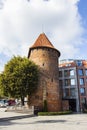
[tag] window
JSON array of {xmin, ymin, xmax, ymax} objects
[
  {"xmin": 81, "ymin": 98, "xmax": 86, "ymax": 104},
  {"xmin": 70, "ymin": 69, "xmax": 74, "ymax": 76},
  {"xmin": 86, "ymin": 78, "xmax": 87, "ymax": 82},
  {"xmin": 79, "ymin": 78, "xmax": 84, "ymax": 85},
  {"xmin": 76, "ymin": 60, "xmax": 82, "ymax": 66},
  {"xmin": 51, "ymin": 78, "xmax": 53, "ymax": 82},
  {"xmin": 64, "ymin": 88, "xmax": 69, "ymax": 97},
  {"xmin": 42, "ymin": 63, "xmax": 44, "ymax": 66},
  {"xmin": 64, "ymin": 70, "xmax": 68, "ymax": 77},
  {"xmin": 80, "ymin": 88, "xmax": 85, "ymax": 95},
  {"xmin": 85, "ymin": 69, "xmax": 87, "ymax": 76},
  {"xmin": 70, "ymin": 79, "xmax": 75, "ymax": 85},
  {"xmin": 78, "ymin": 69, "xmax": 83, "ymax": 76},
  {"xmin": 59, "ymin": 80, "xmax": 63, "ymax": 86},
  {"xmin": 59, "ymin": 71, "xmax": 62, "ymax": 77},
  {"xmin": 70, "ymin": 88, "xmax": 75, "ymax": 97},
  {"xmin": 64, "ymin": 79, "xmax": 70, "ymax": 86}
]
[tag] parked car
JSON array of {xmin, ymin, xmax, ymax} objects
[
  {"xmin": 8, "ymin": 99, "xmax": 16, "ymax": 106},
  {"xmin": 0, "ymin": 99, "xmax": 8, "ymax": 107}
]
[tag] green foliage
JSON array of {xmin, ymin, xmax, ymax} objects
[
  {"xmin": 43, "ymin": 100, "xmax": 48, "ymax": 112},
  {"xmin": 0, "ymin": 56, "xmax": 39, "ymax": 102},
  {"xmin": 38, "ymin": 111, "xmax": 72, "ymax": 116}
]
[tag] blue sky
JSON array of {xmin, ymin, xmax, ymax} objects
[
  {"xmin": 78, "ymin": 0, "xmax": 87, "ymax": 59},
  {"xmin": 78, "ymin": 0, "xmax": 87, "ymax": 28},
  {"xmin": 0, "ymin": 0, "xmax": 87, "ymax": 72}
]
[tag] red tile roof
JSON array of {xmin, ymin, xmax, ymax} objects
[
  {"xmin": 28, "ymin": 33, "xmax": 60, "ymax": 57},
  {"xmin": 30, "ymin": 33, "xmax": 55, "ymax": 49}
]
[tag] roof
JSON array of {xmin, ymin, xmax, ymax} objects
[
  {"xmin": 59, "ymin": 59, "xmax": 87, "ymax": 68},
  {"xmin": 30, "ymin": 33, "xmax": 55, "ymax": 49},
  {"xmin": 28, "ymin": 33, "xmax": 60, "ymax": 57}
]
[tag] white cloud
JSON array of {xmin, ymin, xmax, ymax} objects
[{"xmin": 0, "ymin": 0, "xmax": 85, "ymax": 71}]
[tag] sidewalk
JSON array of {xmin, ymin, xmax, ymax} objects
[
  {"xmin": 0, "ymin": 107, "xmax": 32, "ymax": 118},
  {"xmin": 0, "ymin": 108, "xmax": 87, "ymax": 130}
]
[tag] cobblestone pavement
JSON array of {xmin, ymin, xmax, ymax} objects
[{"xmin": 0, "ymin": 108, "xmax": 87, "ymax": 130}]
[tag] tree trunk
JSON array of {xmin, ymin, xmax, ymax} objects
[
  {"xmin": 27, "ymin": 95, "xmax": 30, "ymax": 107},
  {"xmin": 21, "ymin": 96, "xmax": 24, "ymax": 106}
]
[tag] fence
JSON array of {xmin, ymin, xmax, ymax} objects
[{"xmin": 6, "ymin": 105, "xmax": 34, "ymax": 114}]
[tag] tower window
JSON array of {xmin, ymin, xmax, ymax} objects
[
  {"xmin": 46, "ymin": 92, "xmax": 48, "ymax": 96},
  {"xmin": 51, "ymin": 78, "xmax": 53, "ymax": 82},
  {"xmin": 42, "ymin": 63, "xmax": 44, "ymax": 66}
]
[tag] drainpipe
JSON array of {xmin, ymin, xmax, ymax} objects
[{"xmin": 76, "ymin": 66, "xmax": 80, "ymax": 112}]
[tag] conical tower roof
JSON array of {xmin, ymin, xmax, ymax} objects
[
  {"xmin": 30, "ymin": 33, "xmax": 55, "ymax": 49},
  {"xmin": 28, "ymin": 33, "xmax": 60, "ymax": 57}
]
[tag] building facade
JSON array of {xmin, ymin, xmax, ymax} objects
[
  {"xmin": 28, "ymin": 33, "xmax": 62, "ymax": 112},
  {"xmin": 59, "ymin": 59, "xmax": 87, "ymax": 112}
]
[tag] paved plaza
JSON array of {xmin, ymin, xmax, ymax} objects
[{"xmin": 0, "ymin": 108, "xmax": 87, "ymax": 130}]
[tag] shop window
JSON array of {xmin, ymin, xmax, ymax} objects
[
  {"xmin": 81, "ymin": 98, "xmax": 86, "ymax": 104},
  {"xmin": 64, "ymin": 88, "xmax": 69, "ymax": 97}
]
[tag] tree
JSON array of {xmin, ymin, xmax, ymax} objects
[
  {"xmin": 0, "ymin": 56, "xmax": 39, "ymax": 105},
  {"xmin": 0, "ymin": 73, "xmax": 5, "ymax": 98}
]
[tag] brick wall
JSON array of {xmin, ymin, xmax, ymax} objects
[{"xmin": 28, "ymin": 47, "xmax": 62, "ymax": 112}]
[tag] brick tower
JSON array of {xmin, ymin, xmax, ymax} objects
[{"xmin": 28, "ymin": 33, "xmax": 62, "ymax": 112}]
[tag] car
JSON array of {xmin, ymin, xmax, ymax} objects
[
  {"xmin": 0, "ymin": 99, "xmax": 8, "ymax": 107},
  {"xmin": 8, "ymin": 99, "xmax": 16, "ymax": 106}
]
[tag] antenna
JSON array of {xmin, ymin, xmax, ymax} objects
[{"xmin": 42, "ymin": 24, "xmax": 45, "ymax": 33}]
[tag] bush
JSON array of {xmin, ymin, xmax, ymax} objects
[
  {"xmin": 43, "ymin": 100, "xmax": 48, "ymax": 112},
  {"xmin": 38, "ymin": 111, "xmax": 72, "ymax": 116},
  {"xmin": 83, "ymin": 109, "xmax": 87, "ymax": 113}
]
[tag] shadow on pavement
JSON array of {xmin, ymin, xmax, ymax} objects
[
  {"xmin": 0, "ymin": 114, "xmax": 35, "ymax": 127},
  {"xmin": 0, "ymin": 114, "xmax": 34, "ymax": 122},
  {"xmin": 35, "ymin": 119, "xmax": 66, "ymax": 123},
  {"xmin": 0, "ymin": 114, "xmax": 66, "ymax": 127}
]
